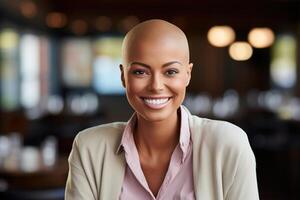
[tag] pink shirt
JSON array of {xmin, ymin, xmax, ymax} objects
[{"xmin": 118, "ymin": 106, "xmax": 195, "ymax": 200}]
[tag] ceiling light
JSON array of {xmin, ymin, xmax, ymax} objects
[
  {"xmin": 207, "ymin": 26, "xmax": 235, "ymax": 47},
  {"xmin": 229, "ymin": 41, "xmax": 253, "ymax": 61},
  {"xmin": 248, "ymin": 27, "xmax": 275, "ymax": 48}
]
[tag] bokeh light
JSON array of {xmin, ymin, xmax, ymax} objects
[
  {"xmin": 95, "ymin": 16, "xmax": 112, "ymax": 32},
  {"xmin": 19, "ymin": 0, "xmax": 37, "ymax": 18},
  {"xmin": 46, "ymin": 12, "xmax": 67, "ymax": 28},
  {"xmin": 70, "ymin": 20, "xmax": 88, "ymax": 35},
  {"xmin": 229, "ymin": 41, "xmax": 253, "ymax": 61},
  {"xmin": 248, "ymin": 27, "xmax": 275, "ymax": 48},
  {"xmin": 0, "ymin": 29, "xmax": 19, "ymax": 49},
  {"xmin": 118, "ymin": 16, "xmax": 139, "ymax": 32},
  {"xmin": 271, "ymin": 34, "xmax": 296, "ymax": 88},
  {"xmin": 207, "ymin": 26, "xmax": 235, "ymax": 47}
]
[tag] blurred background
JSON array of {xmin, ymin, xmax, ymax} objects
[{"xmin": 0, "ymin": 0, "xmax": 300, "ymax": 199}]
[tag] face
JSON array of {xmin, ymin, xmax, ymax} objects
[{"xmin": 120, "ymin": 39, "xmax": 193, "ymax": 123}]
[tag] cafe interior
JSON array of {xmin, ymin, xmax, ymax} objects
[{"xmin": 0, "ymin": 0, "xmax": 300, "ymax": 199}]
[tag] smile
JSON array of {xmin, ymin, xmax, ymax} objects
[{"xmin": 142, "ymin": 97, "xmax": 171, "ymax": 109}]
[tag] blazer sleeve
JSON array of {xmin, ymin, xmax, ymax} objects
[
  {"xmin": 225, "ymin": 144, "xmax": 260, "ymax": 200},
  {"xmin": 65, "ymin": 136, "xmax": 96, "ymax": 200}
]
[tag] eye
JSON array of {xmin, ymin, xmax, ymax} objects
[
  {"xmin": 165, "ymin": 69, "xmax": 179, "ymax": 76},
  {"xmin": 132, "ymin": 69, "xmax": 147, "ymax": 76}
]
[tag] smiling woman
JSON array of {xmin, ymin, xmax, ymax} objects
[
  {"xmin": 120, "ymin": 23, "xmax": 192, "ymax": 124},
  {"xmin": 65, "ymin": 19, "xmax": 259, "ymax": 200}
]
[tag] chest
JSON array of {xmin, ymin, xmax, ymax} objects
[
  {"xmin": 120, "ymin": 149, "xmax": 195, "ymax": 200},
  {"xmin": 140, "ymin": 158, "xmax": 170, "ymax": 196}
]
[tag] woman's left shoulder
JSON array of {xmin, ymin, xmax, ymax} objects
[{"xmin": 191, "ymin": 115, "xmax": 250, "ymax": 151}]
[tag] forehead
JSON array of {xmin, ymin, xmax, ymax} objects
[
  {"xmin": 132, "ymin": 36, "xmax": 182, "ymax": 53},
  {"xmin": 123, "ymin": 35, "xmax": 189, "ymax": 65}
]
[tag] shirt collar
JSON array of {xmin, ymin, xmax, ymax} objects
[
  {"xmin": 116, "ymin": 113, "xmax": 137, "ymax": 154},
  {"xmin": 178, "ymin": 106, "xmax": 191, "ymax": 162},
  {"xmin": 117, "ymin": 105, "xmax": 191, "ymax": 162}
]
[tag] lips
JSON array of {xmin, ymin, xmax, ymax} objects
[{"xmin": 142, "ymin": 97, "xmax": 171, "ymax": 109}]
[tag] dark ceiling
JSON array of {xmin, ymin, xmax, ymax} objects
[
  {"xmin": 44, "ymin": 0, "xmax": 300, "ymax": 21},
  {"xmin": 1, "ymin": 0, "xmax": 300, "ymax": 34}
]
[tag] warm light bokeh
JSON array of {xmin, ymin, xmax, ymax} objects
[
  {"xmin": 46, "ymin": 12, "xmax": 67, "ymax": 28},
  {"xmin": 20, "ymin": 0, "xmax": 37, "ymax": 18},
  {"xmin": 95, "ymin": 16, "xmax": 112, "ymax": 32},
  {"xmin": 118, "ymin": 16, "xmax": 140, "ymax": 32},
  {"xmin": 229, "ymin": 41, "xmax": 253, "ymax": 61},
  {"xmin": 248, "ymin": 27, "xmax": 275, "ymax": 48},
  {"xmin": 207, "ymin": 26, "xmax": 235, "ymax": 47},
  {"xmin": 70, "ymin": 19, "xmax": 88, "ymax": 35}
]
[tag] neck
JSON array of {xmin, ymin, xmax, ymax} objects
[{"xmin": 134, "ymin": 109, "xmax": 181, "ymax": 156}]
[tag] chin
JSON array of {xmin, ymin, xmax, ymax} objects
[{"xmin": 139, "ymin": 112, "xmax": 170, "ymax": 122}]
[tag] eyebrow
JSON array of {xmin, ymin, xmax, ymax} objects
[{"xmin": 128, "ymin": 61, "xmax": 183, "ymax": 68}]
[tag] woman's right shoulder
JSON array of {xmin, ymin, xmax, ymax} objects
[{"xmin": 74, "ymin": 122, "xmax": 127, "ymax": 148}]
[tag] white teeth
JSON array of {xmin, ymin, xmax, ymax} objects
[{"xmin": 144, "ymin": 98, "xmax": 169, "ymax": 105}]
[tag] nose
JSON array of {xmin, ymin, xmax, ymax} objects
[{"xmin": 148, "ymin": 73, "xmax": 164, "ymax": 92}]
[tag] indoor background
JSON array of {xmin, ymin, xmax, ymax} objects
[{"xmin": 0, "ymin": 0, "xmax": 300, "ymax": 199}]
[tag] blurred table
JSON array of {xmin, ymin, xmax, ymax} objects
[{"xmin": 0, "ymin": 156, "xmax": 68, "ymax": 190}]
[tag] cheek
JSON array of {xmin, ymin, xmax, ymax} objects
[
  {"xmin": 168, "ymin": 78, "xmax": 187, "ymax": 95},
  {"xmin": 126, "ymin": 77, "xmax": 146, "ymax": 94}
]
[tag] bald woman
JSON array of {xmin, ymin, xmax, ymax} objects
[{"xmin": 65, "ymin": 20, "xmax": 259, "ymax": 200}]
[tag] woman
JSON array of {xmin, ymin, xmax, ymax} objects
[{"xmin": 65, "ymin": 19, "xmax": 259, "ymax": 200}]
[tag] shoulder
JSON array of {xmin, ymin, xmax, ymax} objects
[
  {"xmin": 190, "ymin": 115, "xmax": 250, "ymax": 152},
  {"xmin": 74, "ymin": 122, "xmax": 126, "ymax": 150}
]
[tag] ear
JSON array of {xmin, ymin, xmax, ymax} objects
[
  {"xmin": 119, "ymin": 64, "xmax": 126, "ymax": 88},
  {"xmin": 186, "ymin": 63, "xmax": 193, "ymax": 86}
]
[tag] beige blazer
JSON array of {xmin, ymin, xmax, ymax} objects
[{"xmin": 65, "ymin": 107, "xmax": 259, "ymax": 200}]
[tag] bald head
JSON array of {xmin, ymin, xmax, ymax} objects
[{"xmin": 121, "ymin": 19, "xmax": 190, "ymax": 66}]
